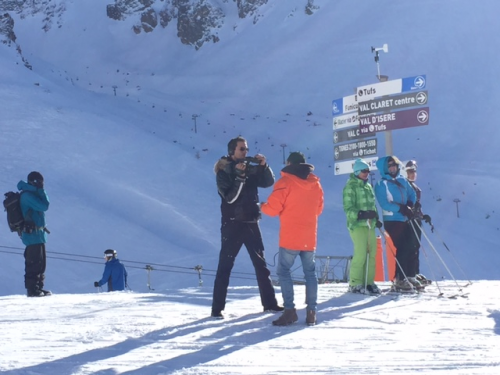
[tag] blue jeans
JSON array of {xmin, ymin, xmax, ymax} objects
[{"xmin": 276, "ymin": 247, "xmax": 318, "ymax": 311}]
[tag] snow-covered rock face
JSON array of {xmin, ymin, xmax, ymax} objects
[
  {"xmin": 235, "ymin": 0, "xmax": 268, "ymax": 19},
  {"xmin": 1, "ymin": 0, "xmax": 315, "ymax": 50},
  {"xmin": 0, "ymin": 13, "xmax": 16, "ymax": 44},
  {"xmin": 106, "ymin": 0, "xmax": 225, "ymax": 49}
]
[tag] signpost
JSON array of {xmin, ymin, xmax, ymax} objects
[
  {"xmin": 333, "ymin": 127, "xmax": 375, "ymax": 144},
  {"xmin": 356, "ymin": 75, "xmax": 426, "ymax": 102},
  {"xmin": 334, "ymin": 139, "xmax": 377, "ymax": 161},
  {"xmin": 332, "ymin": 66, "xmax": 429, "ymax": 175},
  {"xmin": 359, "ymin": 107, "xmax": 430, "ymax": 134},
  {"xmin": 334, "ymin": 157, "xmax": 379, "ymax": 176},
  {"xmin": 358, "ymin": 91, "xmax": 428, "ymax": 116}
]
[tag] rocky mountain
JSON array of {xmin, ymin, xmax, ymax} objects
[{"xmin": 0, "ymin": 0, "xmax": 319, "ymax": 52}]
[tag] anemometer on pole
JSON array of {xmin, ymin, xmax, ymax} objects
[{"xmin": 371, "ymin": 44, "xmax": 389, "ymax": 82}]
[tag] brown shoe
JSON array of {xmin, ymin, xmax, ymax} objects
[
  {"xmin": 306, "ymin": 310, "xmax": 316, "ymax": 326},
  {"xmin": 272, "ymin": 308, "xmax": 298, "ymax": 326}
]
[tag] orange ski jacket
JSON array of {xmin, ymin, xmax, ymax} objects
[{"xmin": 261, "ymin": 164, "xmax": 324, "ymax": 251}]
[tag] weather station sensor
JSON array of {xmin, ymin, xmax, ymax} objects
[{"xmin": 371, "ymin": 43, "xmax": 388, "ymax": 81}]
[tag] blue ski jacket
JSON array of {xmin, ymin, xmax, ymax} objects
[
  {"xmin": 98, "ymin": 258, "xmax": 128, "ymax": 292},
  {"xmin": 17, "ymin": 180, "xmax": 50, "ymax": 246},
  {"xmin": 374, "ymin": 156, "xmax": 416, "ymax": 222}
]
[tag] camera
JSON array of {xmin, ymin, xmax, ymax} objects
[{"xmin": 244, "ymin": 157, "xmax": 261, "ymax": 164}]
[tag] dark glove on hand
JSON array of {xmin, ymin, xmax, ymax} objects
[
  {"xmin": 376, "ymin": 220, "xmax": 383, "ymax": 229},
  {"xmin": 423, "ymin": 214, "xmax": 432, "ymax": 224},
  {"xmin": 414, "ymin": 201, "xmax": 422, "ymax": 211},
  {"xmin": 94, "ymin": 281, "xmax": 99, "ymax": 288},
  {"xmin": 399, "ymin": 204, "xmax": 414, "ymax": 219},
  {"xmin": 235, "ymin": 167, "xmax": 246, "ymax": 179},
  {"xmin": 357, "ymin": 210, "xmax": 377, "ymax": 220}
]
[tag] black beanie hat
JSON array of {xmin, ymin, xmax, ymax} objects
[
  {"xmin": 287, "ymin": 152, "xmax": 306, "ymax": 164},
  {"xmin": 27, "ymin": 171, "xmax": 44, "ymax": 185}
]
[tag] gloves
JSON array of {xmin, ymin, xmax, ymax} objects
[
  {"xmin": 376, "ymin": 220, "xmax": 383, "ymax": 229},
  {"xmin": 357, "ymin": 210, "xmax": 377, "ymax": 220},
  {"xmin": 398, "ymin": 204, "xmax": 414, "ymax": 219},
  {"xmin": 423, "ymin": 214, "xmax": 432, "ymax": 224},
  {"xmin": 234, "ymin": 166, "xmax": 246, "ymax": 179},
  {"xmin": 414, "ymin": 201, "xmax": 422, "ymax": 211},
  {"xmin": 94, "ymin": 281, "xmax": 99, "ymax": 288}
]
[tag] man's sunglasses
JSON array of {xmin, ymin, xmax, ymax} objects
[{"xmin": 239, "ymin": 147, "xmax": 249, "ymax": 152}]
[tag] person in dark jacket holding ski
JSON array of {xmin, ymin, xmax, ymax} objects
[
  {"xmin": 374, "ymin": 156, "xmax": 418, "ymax": 291},
  {"xmin": 211, "ymin": 136, "xmax": 282, "ymax": 318},
  {"xmin": 18, "ymin": 171, "xmax": 51, "ymax": 297},
  {"xmin": 94, "ymin": 249, "xmax": 128, "ymax": 292}
]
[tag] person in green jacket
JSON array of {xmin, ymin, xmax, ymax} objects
[{"xmin": 342, "ymin": 159, "xmax": 382, "ymax": 294}]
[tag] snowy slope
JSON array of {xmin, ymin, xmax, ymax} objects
[{"xmin": 0, "ymin": 0, "xmax": 499, "ymax": 298}]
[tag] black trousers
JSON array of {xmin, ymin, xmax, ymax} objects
[
  {"xmin": 24, "ymin": 243, "xmax": 46, "ymax": 291},
  {"xmin": 407, "ymin": 219, "xmax": 422, "ymax": 275},
  {"xmin": 212, "ymin": 220, "xmax": 278, "ymax": 312},
  {"xmin": 384, "ymin": 221, "xmax": 417, "ymax": 280}
]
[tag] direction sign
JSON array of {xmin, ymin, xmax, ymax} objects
[
  {"xmin": 333, "ymin": 112, "xmax": 359, "ymax": 130},
  {"xmin": 358, "ymin": 91, "xmax": 428, "ymax": 116},
  {"xmin": 334, "ymin": 138, "xmax": 377, "ymax": 161},
  {"xmin": 334, "ymin": 157, "xmax": 379, "ymax": 176},
  {"xmin": 333, "ymin": 126, "xmax": 375, "ymax": 144},
  {"xmin": 359, "ymin": 107, "xmax": 430, "ymax": 134},
  {"xmin": 332, "ymin": 94, "xmax": 357, "ymax": 116},
  {"xmin": 356, "ymin": 75, "xmax": 426, "ymax": 102}
]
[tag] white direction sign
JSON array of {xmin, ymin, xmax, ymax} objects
[
  {"xmin": 332, "ymin": 94, "xmax": 358, "ymax": 116},
  {"xmin": 333, "ymin": 112, "xmax": 359, "ymax": 130},
  {"xmin": 334, "ymin": 157, "xmax": 379, "ymax": 176},
  {"xmin": 357, "ymin": 75, "xmax": 426, "ymax": 102}
]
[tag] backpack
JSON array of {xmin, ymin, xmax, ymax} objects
[{"xmin": 3, "ymin": 191, "xmax": 33, "ymax": 236}]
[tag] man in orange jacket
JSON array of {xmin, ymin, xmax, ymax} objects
[{"xmin": 261, "ymin": 152, "xmax": 324, "ymax": 326}]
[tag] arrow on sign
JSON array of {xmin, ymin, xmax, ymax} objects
[
  {"xmin": 416, "ymin": 92, "xmax": 427, "ymax": 105},
  {"xmin": 414, "ymin": 76, "xmax": 426, "ymax": 89},
  {"xmin": 417, "ymin": 110, "xmax": 429, "ymax": 123}
]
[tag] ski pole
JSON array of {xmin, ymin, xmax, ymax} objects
[
  {"xmin": 364, "ymin": 221, "xmax": 370, "ymax": 293},
  {"xmin": 409, "ymin": 220, "xmax": 442, "ymax": 296},
  {"xmin": 415, "ymin": 221, "xmax": 462, "ymax": 291},
  {"xmin": 428, "ymin": 223, "xmax": 472, "ymax": 286}
]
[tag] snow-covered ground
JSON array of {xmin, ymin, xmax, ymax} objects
[{"xmin": 1, "ymin": 281, "xmax": 497, "ymax": 374}]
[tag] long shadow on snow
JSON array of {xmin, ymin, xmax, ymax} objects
[{"xmin": 116, "ymin": 292, "xmax": 400, "ymax": 374}]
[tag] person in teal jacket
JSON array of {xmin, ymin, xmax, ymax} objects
[
  {"xmin": 374, "ymin": 156, "xmax": 418, "ymax": 291},
  {"xmin": 343, "ymin": 159, "xmax": 382, "ymax": 294},
  {"xmin": 95, "ymin": 249, "xmax": 128, "ymax": 292},
  {"xmin": 17, "ymin": 171, "xmax": 50, "ymax": 297}
]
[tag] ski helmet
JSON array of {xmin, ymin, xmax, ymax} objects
[
  {"xmin": 405, "ymin": 160, "xmax": 418, "ymax": 171},
  {"xmin": 104, "ymin": 249, "xmax": 117, "ymax": 258}
]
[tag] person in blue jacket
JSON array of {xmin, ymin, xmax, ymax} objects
[
  {"xmin": 374, "ymin": 156, "xmax": 419, "ymax": 291},
  {"xmin": 18, "ymin": 171, "xmax": 50, "ymax": 297},
  {"xmin": 94, "ymin": 249, "xmax": 128, "ymax": 291}
]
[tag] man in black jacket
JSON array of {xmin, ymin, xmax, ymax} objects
[{"xmin": 211, "ymin": 136, "xmax": 282, "ymax": 318}]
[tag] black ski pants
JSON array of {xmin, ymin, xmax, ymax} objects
[
  {"xmin": 24, "ymin": 243, "xmax": 46, "ymax": 292},
  {"xmin": 407, "ymin": 219, "xmax": 422, "ymax": 275},
  {"xmin": 212, "ymin": 220, "xmax": 278, "ymax": 313},
  {"xmin": 384, "ymin": 221, "xmax": 417, "ymax": 280}
]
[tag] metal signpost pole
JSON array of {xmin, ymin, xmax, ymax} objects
[{"xmin": 371, "ymin": 44, "xmax": 392, "ymax": 156}]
